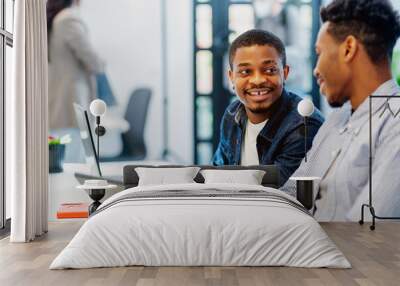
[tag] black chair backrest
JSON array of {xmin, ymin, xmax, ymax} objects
[{"xmin": 121, "ymin": 88, "xmax": 152, "ymax": 159}]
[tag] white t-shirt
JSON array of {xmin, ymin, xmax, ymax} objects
[{"xmin": 240, "ymin": 119, "xmax": 268, "ymax": 166}]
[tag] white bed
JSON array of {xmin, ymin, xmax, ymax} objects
[{"xmin": 50, "ymin": 183, "xmax": 350, "ymax": 269}]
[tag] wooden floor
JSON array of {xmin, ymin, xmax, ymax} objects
[{"xmin": 0, "ymin": 222, "xmax": 399, "ymax": 286}]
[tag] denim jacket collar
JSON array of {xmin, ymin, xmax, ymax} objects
[{"xmin": 232, "ymin": 89, "xmax": 292, "ymax": 144}]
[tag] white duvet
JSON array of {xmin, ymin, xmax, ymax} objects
[{"xmin": 50, "ymin": 183, "xmax": 350, "ymax": 269}]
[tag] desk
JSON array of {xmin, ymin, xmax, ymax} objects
[{"xmin": 48, "ymin": 160, "xmax": 167, "ymax": 221}]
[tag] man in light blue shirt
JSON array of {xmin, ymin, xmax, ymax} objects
[{"xmin": 282, "ymin": 0, "xmax": 400, "ymax": 221}]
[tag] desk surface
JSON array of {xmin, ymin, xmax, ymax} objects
[
  {"xmin": 1, "ymin": 222, "xmax": 399, "ymax": 285},
  {"xmin": 48, "ymin": 161, "xmax": 168, "ymax": 221}
]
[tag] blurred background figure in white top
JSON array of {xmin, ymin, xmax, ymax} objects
[{"xmin": 47, "ymin": 0, "xmax": 104, "ymax": 129}]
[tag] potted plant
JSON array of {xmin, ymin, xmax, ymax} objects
[{"xmin": 48, "ymin": 135, "xmax": 70, "ymax": 173}]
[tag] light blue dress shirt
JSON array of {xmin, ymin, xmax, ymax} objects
[{"xmin": 282, "ymin": 79, "xmax": 400, "ymax": 221}]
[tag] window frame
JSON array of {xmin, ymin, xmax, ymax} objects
[{"xmin": 0, "ymin": 0, "xmax": 14, "ymax": 233}]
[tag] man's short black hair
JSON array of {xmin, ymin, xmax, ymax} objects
[
  {"xmin": 229, "ymin": 29, "xmax": 286, "ymax": 70},
  {"xmin": 321, "ymin": 0, "xmax": 400, "ymax": 64}
]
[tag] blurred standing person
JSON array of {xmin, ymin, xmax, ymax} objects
[{"xmin": 47, "ymin": 0, "xmax": 104, "ymax": 129}]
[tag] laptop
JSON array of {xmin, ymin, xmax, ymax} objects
[{"xmin": 73, "ymin": 103, "xmax": 123, "ymax": 185}]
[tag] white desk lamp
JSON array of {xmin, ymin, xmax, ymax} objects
[
  {"xmin": 90, "ymin": 99, "xmax": 107, "ymax": 161},
  {"xmin": 297, "ymin": 98, "xmax": 315, "ymax": 162},
  {"xmin": 290, "ymin": 98, "xmax": 318, "ymax": 210}
]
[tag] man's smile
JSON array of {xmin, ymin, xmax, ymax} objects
[{"xmin": 244, "ymin": 88, "xmax": 274, "ymax": 102}]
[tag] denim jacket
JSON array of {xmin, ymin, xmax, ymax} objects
[{"xmin": 212, "ymin": 89, "xmax": 324, "ymax": 186}]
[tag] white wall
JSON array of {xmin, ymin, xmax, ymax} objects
[{"xmin": 80, "ymin": 0, "xmax": 193, "ymax": 163}]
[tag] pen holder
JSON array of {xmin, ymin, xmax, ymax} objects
[
  {"xmin": 290, "ymin": 177, "xmax": 320, "ymax": 210},
  {"xmin": 296, "ymin": 180, "xmax": 314, "ymax": 210},
  {"xmin": 49, "ymin": 144, "xmax": 66, "ymax": 173}
]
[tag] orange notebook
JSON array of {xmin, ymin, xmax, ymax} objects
[{"xmin": 57, "ymin": 203, "xmax": 89, "ymax": 219}]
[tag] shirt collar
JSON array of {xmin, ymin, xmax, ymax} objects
[
  {"xmin": 371, "ymin": 79, "xmax": 399, "ymax": 96},
  {"xmin": 350, "ymin": 79, "xmax": 400, "ymax": 121}
]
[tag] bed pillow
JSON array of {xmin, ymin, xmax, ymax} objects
[
  {"xmin": 135, "ymin": 167, "xmax": 201, "ymax": 186},
  {"xmin": 200, "ymin": 169, "xmax": 266, "ymax": 185}
]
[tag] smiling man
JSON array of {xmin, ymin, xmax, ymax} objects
[
  {"xmin": 282, "ymin": 0, "xmax": 400, "ymax": 221},
  {"xmin": 212, "ymin": 29, "xmax": 324, "ymax": 186}
]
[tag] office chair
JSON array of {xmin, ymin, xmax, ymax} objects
[{"xmin": 100, "ymin": 88, "xmax": 152, "ymax": 162}]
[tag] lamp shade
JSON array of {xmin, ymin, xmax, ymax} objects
[
  {"xmin": 297, "ymin": 98, "xmax": 314, "ymax": 117},
  {"xmin": 89, "ymin": 99, "xmax": 107, "ymax": 117}
]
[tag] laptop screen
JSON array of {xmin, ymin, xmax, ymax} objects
[{"xmin": 73, "ymin": 103, "xmax": 102, "ymax": 177}]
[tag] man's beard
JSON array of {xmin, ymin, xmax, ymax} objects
[
  {"xmin": 238, "ymin": 96, "xmax": 272, "ymax": 114},
  {"xmin": 329, "ymin": 101, "xmax": 344, "ymax": 108},
  {"xmin": 248, "ymin": 106, "xmax": 271, "ymax": 114},
  {"xmin": 328, "ymin": 96, "xmax": 349, "ymax": 108},
  {"xmin": 240, "ymin": 95, "xmax": 281, "ymax": 115}
]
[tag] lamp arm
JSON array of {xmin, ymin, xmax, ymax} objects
[
  {"xmin": 304, "ymin": 116, "xmax": 308, "ymax": 163},
  {"xmin": 97, "ymin": 123, "xmax": 100, "ymax": 164}
]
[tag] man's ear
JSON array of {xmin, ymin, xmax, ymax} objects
[
  {"xmin": 342, "ymin": 35, "xmax": 358, "ymax": 63},
  {"xmin": 228, "ymin": 69, "xmax": 233, "ymax": 82},
  {"xmin": 228, "ymin": 69, "xmax": 235, "ymax": 89},
  {"xmin": 283, "ymin": 65, "xmax": 290, "ymax": 80}
]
